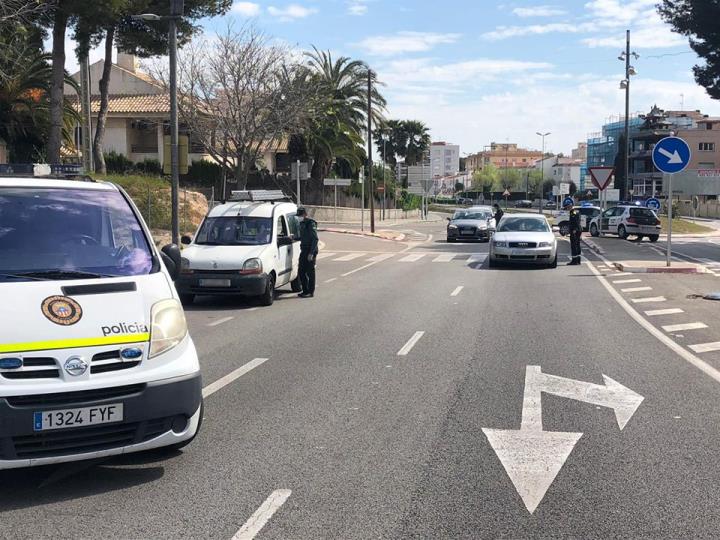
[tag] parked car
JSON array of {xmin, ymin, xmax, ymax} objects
[
  {"xmin": 589, "ymin": 205, "xmax": 661, "ymax": 241},
  {"xmin": 544, "ymin": 200, "xmax": 558, "ymax": 209},
  {"xmin": 0, "ymin": 168, "xmax": 202, "ymax": 469},
  {"xmin": 514, "ymin": 200, "xmax": 534, "ymax": 208},
  {"xmin": 489, "ymin": 214, "xmax": 557, "ymax": 268},
  {"xmin": 447, "ymin": 206, "xmax": 496, "ymax": 242},
  {"xmin": 556, "ymin": 205, "xmax": 601, "ymax": 236},
  {"xmin": 177, "ymin": 191, "xmax": 301, "ymax": 306}
]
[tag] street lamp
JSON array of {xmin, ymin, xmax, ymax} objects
[
  {"xmin": 536, "ymin": 131, "xmax": 550, "ymax": 214},
  {"xmin": 132, "ymin": 0, "xmax": 184, "ymax": 246},
  {"xmin": 618, "ymin": 29, "xmax": 639, "ymax": 202}
]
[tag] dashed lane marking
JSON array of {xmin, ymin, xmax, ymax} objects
[
  {"xmin": 613, "ymin": 279, "xmax": 642, "ymax": 284},
  {"xmin": 690, "ymin": 342, "xmax": 720, "ymax": 354},
  {"xmin": 451, "ymin": 286, "xmax": 464, "ymax": 297},
  {"xmin": 662, "ymin": 322, "xmax": 709, "ymax": 333},
  {"xmin": 231, "ymin": 489, "xmax": 292, "ymax": 540},
  {"xmin": 631, "ymin": 296, "xmax": 667, "ymax": 304},
  {"xmin": 621, "ymin": 286, "xmax": 653, "ymax": 293},
  {"xmin": 324, "ymin": 278, "xmax": 337, "ymax": 283},
  {"xmin": 207, "ymin": 316, "xmax": 234, "ymax": 327},
  {"xmin": 202, "ymin": 358, "xmax": 269, "ymax": 398},
  {"xmin": 397, "ymin": 331, "xmax": 425, "ymax": 356},
  {"xmin": 645, "ymin": 308, "xmax": 684, "ymax": 316}
]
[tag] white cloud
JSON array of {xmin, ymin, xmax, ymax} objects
[
  {"xmin": 348, "ymin": 1, "xmax": 368, "ymax": 16},
  {"xmin": 267, "ymin": 3, "xmax": 317, "ymax": 21},
  {"xmin": 356, "ymin": 31, "xmax": 461, "ymax": 57},
  {"xmin": 232, "ymin": 2, "xmax": 261, "ymax": 16},
  {"xmin": 513, "ymin": 5, "xmax": 567, "ymax": 17},
  {"xmin": 483, "ymin": 23, "xmax": 592, "ymax": 41},
  {"xmin": 584, "ymin": 0, "xmax": 657, "ymax": 26},
  {"xmin": 581, "ymin": 9, "xmax": 687, "ymax": 49}
]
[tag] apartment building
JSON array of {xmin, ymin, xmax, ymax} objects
[
  {"xmin": 466, "ymin": 143, "xmax": 543, "ymax": 172},
  {"xmin": 430, "ymin": 142, "xmax": 460, "ymax": 178}
]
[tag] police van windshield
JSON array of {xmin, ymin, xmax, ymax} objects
[
  {"xmin": 0, "ymin": 187, "xmax": 153, "ymax": 282},
  {"xmin": 195, "ymin": 216, "xmax": 273, "ymax": 246}
]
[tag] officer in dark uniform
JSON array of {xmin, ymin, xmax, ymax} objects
[
  {"xmin": 566, "ymin": 201, "xmax": 582, "ymax": 265},
  {"xmin": 296, "ymin": 207, "xmax": 318, "ymax": 297}
]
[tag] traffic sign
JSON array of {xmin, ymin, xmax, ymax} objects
[
  {"xmin": 552, "ymin": 185, "xmax": 559, "ymax": 196},
  {"xmin": 503, "ymin": 189, "xmax": 511, "ymax": 197},
  {"xmin": 652, "ymin": 136, "xmax": 691, "ymax": 174},
  {"xmin": 605, "ymin": 188, "xmax": 620, "ymax": 202},
  {"xmin": 645, "ymin": 197, "xmax": 661, "ymax": 210},
  {"xmin": 589, "ymin": 166, "xmax": 614, "ymax": 191},
  {"xmin": 563, "ymin": 196, "xmax": 574, "ymax": 207},
  {"xmin": 323, "ymin": 178, "xmax": 352, "ymax": 186},
  {"xmin": 559, "ymin": 183, "xmax": 570, "ymax": 195}
]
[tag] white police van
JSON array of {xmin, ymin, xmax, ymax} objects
[
  {"xmin": 0, "ymin": 165, "xmax": 202, "ymax": 469},
  {"xmin": 176, "ymin": 190, "xmax": 301, "ymax": 306}
]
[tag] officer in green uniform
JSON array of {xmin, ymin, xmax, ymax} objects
[
  {"xmin": 566, "ymin": 202, "xmax": 582, "ymax": 265},
  {"xmin": 296, "ymin": 207, "xmax": 318, "ymax": 297}
]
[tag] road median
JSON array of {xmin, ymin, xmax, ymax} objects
[{"xmin": 582, "ymin": 236, "xmax": 706, "ymax": 274}]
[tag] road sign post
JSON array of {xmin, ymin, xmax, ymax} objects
[{"xmin": 652, "ymin": 136, "xmax": 691, "ymax": 267}]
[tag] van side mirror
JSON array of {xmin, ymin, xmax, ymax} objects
[
  {"xmin": 181, "ymin": 235, "xmax": 192, "ymax": 245},
  {"xmin": 161, "ymin": 244, "xmax": 182, "ymax": 281},
  {"xmin": 277, "ymin": 235, "xmax": 293, "ymax": 246},
  {"xmin": 446, "ymin": 217, "xmax": 451, "ymax": 222}
]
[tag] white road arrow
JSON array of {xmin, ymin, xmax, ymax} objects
[
  {"xmin": 482, "ymin": 366, "xmax": 644, "ymax": 514},
  {"xmin": 658, "ymin": 147, "xmax": 683, "ymax": 164}
]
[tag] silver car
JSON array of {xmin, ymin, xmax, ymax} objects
[{"xmin": 489, "ymin": 214, "xmax": 557, "ymax": 268}]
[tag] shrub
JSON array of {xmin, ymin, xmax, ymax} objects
[
  {"xmin": 135, "ymin": 158, "xmax": 162, "ymax": 175},
  {"xmin": 104, "ymin": 151, "xmax": 135, "ymax": 174},
  {"xmin": 186, "ymin": 159, "xmax": 222, "ymax": 187}
]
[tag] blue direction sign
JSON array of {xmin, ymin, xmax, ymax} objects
[
  {"xmin": 646, "ymin": 198, "xmax": 661, "ymax": 210},
  {"xmin": 652, "ymin": 136, "xmax": 691, "ymax": 174},
  {"xmin": 563, "ymin": 197, "xmax": 574, "ymax": 207}
]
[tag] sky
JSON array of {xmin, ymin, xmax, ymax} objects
[{"xmin": 64, "ymin": 0, "xmax": 720, "ymax": 157}]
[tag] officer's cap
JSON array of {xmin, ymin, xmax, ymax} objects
[{"xmin": 296, "ymin": 207, "xmax": 307, "ymax": 216}]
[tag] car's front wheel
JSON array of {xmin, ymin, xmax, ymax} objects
[
  {"xmin": 590, "ymin": 223, "xmax": 599, "ymax": 237},
  {"xmin": 618, "ymin": 224, "xmax": 628, "ymax": 239},
  {"xmin": 559, "ymin": 223, "xmax": 569, "ymax": 236}
]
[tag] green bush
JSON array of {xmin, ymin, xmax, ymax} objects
[
  {"xmin": 94, "ymin": 174, "xmax": 172, "ymax": 229},
  {"xmin": 135, "ymin": 158, "xmax": 162, "ymax": 175},
  {"xmin": 104, "ymin": 151, "xmax": 135, "ymax": 174},
  {"xmin": 186, "ymin": 159, "xmax": 222, "ymax": 187},
  {"xmin": 399, "ymin": 192, "xmax": 422, "ymax": 211}
]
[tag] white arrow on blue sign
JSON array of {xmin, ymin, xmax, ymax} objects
[
  {"xmin": 563, "ymin": 197, "xmax": 574, "ymax": 207},
  {"xmin": 645, "ymin": 197, "xmax": 661, "ymax": 210},
  {"xmin": 652, "ymin": 136, "xmax": 691, "ymax": 174}
]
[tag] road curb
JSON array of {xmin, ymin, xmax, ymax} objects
[
  {"xmin": 318, "ymin": 227, "xmax": 406, "ymax": 242},
  {"xmin": 582, "ymin": 237, "xmax": 705, "ymax": 273},
  {"xmin": 581, "ymin": 237, "xmax": 605, "ymax": 256}
]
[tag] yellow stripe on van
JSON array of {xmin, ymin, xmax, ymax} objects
[{"xmin": 0, "ymin": 333, "xmax": 151, "ymax": 354}]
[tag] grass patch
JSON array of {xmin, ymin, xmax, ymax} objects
[{"xmin": 660, "ymin": 216, "xmax": 713, "ymax": 234}]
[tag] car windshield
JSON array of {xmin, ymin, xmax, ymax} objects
[
  {"xmin": 195, "ymin": 216, "xmax": 273, "ymax": 246},
  {"xmin": 0, "ymin": 187, "xmax": 153, "ymax": 282},
  {"xmin": 453, "ymin": 211, "xmax": 490, "ymax": 220},
  {"xmin": 498, "ymin": 217, "xmax": 549, "ymax": 232}
]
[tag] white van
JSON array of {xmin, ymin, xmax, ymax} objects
[
  {"xmin": 0, "ymin": 170, "xmax": 202, "ymax": 469},
  {"xmin": 177, "ymin": 190, "xmax": 301, "ymax": 306}
]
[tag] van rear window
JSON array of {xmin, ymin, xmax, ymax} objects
[{"xmin": 0, "ymin": 188, "xmax": 153, "ymax": 282}]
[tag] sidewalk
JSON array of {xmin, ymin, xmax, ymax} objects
[
  {"xmin": 317, "ymin": 227, "xmax": 406, "ymax": 241},
  {"xmin": 582, "ymin": 236, "xmax": 706, "ymax": 274}
]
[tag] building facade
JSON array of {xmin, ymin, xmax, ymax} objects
[
  {"xmin": 430, "ymin": 142, "xmax": 460, "ymax": 178},
  {"xmin": 466, "ymin": 143, "xmax": 543, "ymax": 172}
]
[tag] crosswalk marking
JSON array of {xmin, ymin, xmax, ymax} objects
[
  {"xmin": 690, "ymin": 342, "xmax": 720, "ymax": 354},
  {"xmin": 613, "ymin": 279, "xmax": 642, "ymax": 284},
  {"xmin": 468, "ymin": 254, "xmax": 488, "ymax": 265},
  {"xmin": 645, "ymin": 308, "xmax": 684, "ymax": 316},
  {"xmin": 333, "ymin": 253, "xmax": 366, "ymax": 262},
  {"xmin": 316, "ymin": 252, "xmax": 336, "ymax": 260},
  {"xmin": 621, "ymin": 286, "xmax": 653, "ymax": 293},
  {"xmin": 398, "ymin": 253, "xmax": 427, "ymax": 262},
  {"xmin": 433, "ymin": 253, "xmax": 456, "ymax": 262},
  {"xmin": 367, "ymin": 253, "xmax": 395, "ymax": 262},
  {"xmin": 631, "ymin": 296, "xmax": 667, "ymax": 304},
  {"xmin": 662, "ymin": 322, "xmax": 708, "ymax": 333}
]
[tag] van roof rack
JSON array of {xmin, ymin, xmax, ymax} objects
[
  {"xmin": 229, "ymin": 190, "xmax": 289, "ymax": 202},
  {"xmin": 0, "ymin": 163, "xmax": 94, "ymax": 181}
]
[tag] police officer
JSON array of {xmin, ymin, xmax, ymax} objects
[
  {"xmin": 296, "ymin": 207, "xmax": 318, "ymax": 298},
  {"xmin": 566, "ymin": 201, "xmax": 582, "ymax": 265},
  {"xmin": 493, "ymin": 203, "xmax": 504, "ymax": 227}
]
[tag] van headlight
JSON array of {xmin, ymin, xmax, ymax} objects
[
  {"xmin": 240, "ymin": 258, "xmax": 262, "ymax": 275},
  {"xmin": 180, "ymin": 257, "xmax": 193, "ymax": 274},
  {"xmin": 149, "ymin": 299, "xmax": 188, "ymax": 358}
]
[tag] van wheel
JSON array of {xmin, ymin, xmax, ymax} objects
[
  {"xmin": 179, "ymin": 294, "xmax": 194, "ymax": 305},
  {"xmin": 559, "ymin": 223, "xmax": 569, "ymax": 236},
  {"xmin": 649, "ymin": 234, "xmax": 659, "ymax": 243},
  {"xmin": 290, "ymin": 276, "xmax": 302, "ymax": 292},
  {"xmin": 618, "ymin": 225, "xmax": 628, "ymax": 239},
  {"xmin": 590, "ymin": 223, "xmax": 599, "ymax": 237},
  {"xmin": 260, "ymin": 274, "xmax": 275, "ymax": 306}
]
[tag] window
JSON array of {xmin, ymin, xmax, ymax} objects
[
  {"xmin": 276, "ymin": 215, "xmax": 288, "ymax": 238},
  {"xmin": 698, "ymin": 162, "xmax": 715, "ymax": 169},
  {"xmin": 285, "ymin": 213, "xmax": 299, "ymax": 236},
  {"xmin": 699, "ymin": 142, "xmax": 715, "ymax": 151}
]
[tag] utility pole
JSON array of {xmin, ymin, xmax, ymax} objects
[
  {"xmin": 79, "ymin": 53, "xmax": 94, "ymax": 173},
  {"xmin": 623, "ymin": 29, "xmax": 630, "ymax": 202},
  {"xmin": 536, "ymin": 132, "xmax": 550, "ymax": 214},
  {"xmin": 367, "ymin": 69, "xmax": 375, "ymax": 233}
]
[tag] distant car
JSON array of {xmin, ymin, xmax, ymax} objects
[
  {"xmin": 447, "ymin": 207, "xmax": 496, "ymax": 243},
  {"xmin": 489, "ymin": 214, "xmax": 557, "ymax": 268},
  {"xmin": 556, "ymin": 205, "xmax": 601, "ymax": 236},
  {"xmin": 456, "ymin": 197, "xmax": 473, "ymax": 206},
  {"xmin": 590, "ymin": 205, "xmax": 661, "ymax": 241},
  {"xmin": 514, "ymin": 200, "xmax": 533, "ymax": 208},
  {"xmin": 544, "ymin": 200, "xmax": 557, "ymax": 209}
]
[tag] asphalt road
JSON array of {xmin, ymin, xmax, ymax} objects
[{"xmin": 4, "ymin": 216, "xmax": 720, "ymax": 539}]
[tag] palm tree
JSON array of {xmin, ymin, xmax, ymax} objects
[
  {"xmin": 402, "ymin": 120, "xmax": 431, "ymax": 166},
  {"xmin": 373, "ymin": 119, "xmax": 407, "ymax": 167},
  {"xmin": 302, "ymin": 48, "xmax": 386, "ymax": 190}
]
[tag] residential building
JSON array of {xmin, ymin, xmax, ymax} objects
[
  {"xmin": 534, "ymin": 155, "xmax": 584, "ymax": 188},
  {"xmin": 571, "ymin": 142, "xmax": 587, "ymax": 161},
  {"xmin": 430, "ymin": 142, "xmax": 460, "ymax": 178},
  {"xmin": 466, "ymin": 143, "xmax": 543, "ymax": 172},
  {"xmin": 64, "ymin": 51, "xmax": 287, "ymax": 173}
]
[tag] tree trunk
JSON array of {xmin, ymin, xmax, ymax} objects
[
  {"xmin": 93, "ymin": 26, "xmax": 115, "ymax": 174},
  {"xmin": 47, "ymin": 8, "xmax": 68, "ymax": 164}
]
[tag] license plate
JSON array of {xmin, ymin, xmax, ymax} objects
[
  {"xmin": 199, "ymin": 278, "xmax": 231, "ymax": 287},
  {"xmin": 33, "ymin": 403, "xmax": 123, "ymax": 431},
  {"xmin": 461, "ymin": 230, "xmax": 474, "ymax": 235},
  {"xmin": 512, "ymin": 249, "xmax": 530, "ymax": 256}
]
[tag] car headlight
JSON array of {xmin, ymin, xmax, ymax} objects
[
  {"xmin": 538, "ymin": 241, "xmax": 552, "ymax": 247},
  {"xmin": 448, "ymin": 224, "xmax": 458, "ymax": 229},
  {"xmin": 494, "ymin": 241, "xmax": 507, "ymax": 247},
  {"xmin": 149, "ymin": 299, "xmax": 188, "ymax": 358},
  {"xmin": 240, "ymin": 258, "xmax": 263, "ymax": 275},
  {"xmin": 180, "ymin": 257, "xmax": 193, "ymax": 275}
]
